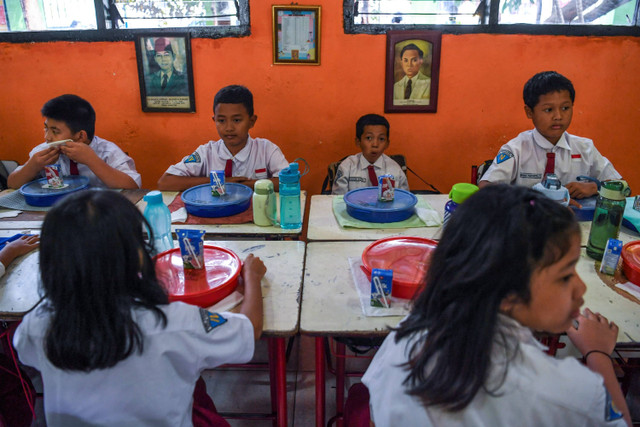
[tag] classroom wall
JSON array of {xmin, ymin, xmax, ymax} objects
[{"xmin": 1, "ymin": 1, "xmax": 639, "ymax": 195}]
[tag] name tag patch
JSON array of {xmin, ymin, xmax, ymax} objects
[
  {"xmin": 199, "ymin": 309, "xmax": 227, "ymax": 333},
  {"xmin": 349, "ymin": 177, "xmax": 367, "ymax": 183},
  {"xmin": 495, "ymin": 150, "xmax": 514, "ymax": 164},
  {"xmin": 184, "ymin": 152, "xmax": 202, "ymax": 164},
  {"xmin": 520, "ymin": 172, "xmax": 542, "ymax": 180}
]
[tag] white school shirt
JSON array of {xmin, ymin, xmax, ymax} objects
[
  {"xmin": 165, "ymin": 136, "xmax": 289, "ymax": 180},
  {"xmin": 15, "ymin": 136, "xmax": 142, "ymax": 188},
  {"xmin": 331, "ymin": 153, "xmax": 409, "ymax": 195},
  {"xmin": 0, "ymin": 262, "xmax": 5, "ymax": 278},
  {"xmin": 480, "ymin": 129, "xmax": 621, "ymax": 189},
  {"xmin": 362, "ymin": 315, "xmax": 625, "ymax": 427},
  {"xmin": 14, "ymin": 301, "xmax": 255, "ymax": 427}
]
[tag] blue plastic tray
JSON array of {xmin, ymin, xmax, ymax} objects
[
  {"xmin": 19, "ymin": 176, "xmax": 90, "ymax": 207},
  {"xmin": 344, "ymin": 187, "xmax": 418, "ymax": 223},
  {"xmin": 570, "ymin": 196, "xmax": 596, "ymax": 222},
  {"xmin": 181, "ymin": 183, "xmax": 252, "ymax": 218}
]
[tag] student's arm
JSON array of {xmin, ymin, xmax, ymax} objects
[
  {"xmin": 0, "ymin": 235, "xmax": 40, "ymax": 271},
  {"xmin": 7, "ymin": 146, "xmax": 60, "ymax": 189},
  {"xmin": 477, "ymin": 180, "xmax": 492, "ymax": 189},
  {"xmin": 157, "ymin": 173, "xmax": 210, "ymax": 191},
  {"xmin": 237, "ymin": 254, "xmax": 265, "ymax": 340},
  {"xmin": 226, "ymin": 176, "xmax": 279, "ymax": 192},
  {"xmin": 566, "ymin": 308, "xmax": 631, "ymax": 427},
  {"xmin": 61, "ymin": 142, "xmax": 138, "ymax": 189},
  {"xmin": 565, "ymin": 181, "xmax": 598, "ymax": 199}
]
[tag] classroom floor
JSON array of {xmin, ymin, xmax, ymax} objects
[{"xmin": 23, "ymin": 335, "xmax": 640, "ymax": 426}]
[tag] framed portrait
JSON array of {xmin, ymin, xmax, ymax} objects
[
  {"xmin": 384, "ymin": 30, "xmax": 442, "ymax": 113},
  {"xmin": 272, "ymin": 5, "xmax": 321, "ymax": 65},
  {"xmin": 135, "ymin": 33, "xmax": 196, "ymax": 113}
]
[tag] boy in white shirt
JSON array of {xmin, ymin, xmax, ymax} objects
[
  {"xmin": 479, "ymin": 71, "xmax": 621, "ymax": 201},
  {"xmin": 158, "ymin": 85, "xmax": 289, "ymax": 191},
  {"xmin": 8, "ymin": 94, "xmax": 141, "ymax": 189},
  {"xmin": 332, "ymin": 114, "xmax": 409, "ymax": 195}
]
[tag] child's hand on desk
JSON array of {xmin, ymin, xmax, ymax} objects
[
  {"xmin": 566, "ymin": 308, "xmax": 618, "ymax": 356},
  {"xmin": 240, "ymin": 254, "xmax": 267, "ymax": 289},
  {"xmin": 238, "ymin": 254, "xmax": 266, "ymax": 339},
  {"xmin": 60, "ymin": 141, "xmax": 99, "ymax": 166},
  {"xmin": 566, "ymin": 181, "xmax": 598, "ymax": 200}
]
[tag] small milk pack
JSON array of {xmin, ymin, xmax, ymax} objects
[
  {"xmin": 176, "ymin": 229, "xmax": 206, "ymax": 269},
  {"xmin": 600, "ymin": 238, "xmax": 623, "ymax": 275},
  {"xmin": 371, "ymin": 268, "xmax": 393, "ymax": 308},
  {"xmin": 378, "ymin": 175, "xmax": 395, "ymax": 202},
  {"xmin": 210, "ymin": 170, "xmax": 226, "ymax": 196},
  {"xmin": 44, "ymin": 164, "xmax": 64, "ymax": 188}
]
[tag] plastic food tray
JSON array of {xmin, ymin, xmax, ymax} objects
[
  {"xmin": 570, "ymin": 196, "xmax": 596, "ymax": 222},
  {"xmin": 361, "ymin": 236, "xmax": 438, "ymax": 299},
  {"xmin": 621, "ymin": 241, "xmax": 640, "ymax": 288},
  {"xmin": 181, "ymin": 183, "xmax": 252, "ymax": 218},
  {"xmin": 154, "ymin": 245, "xmax": 242, "ymax": 308},
  {"xmin": 343, "ymin": 187, "xmax": 418, "ymax": 223},
  {"xmin": 19, "ymin": 176, "xmax": 90, "ymax": 207}
]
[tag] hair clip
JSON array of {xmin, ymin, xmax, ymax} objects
[{"xmin": 529, "ymin": 199, "xmax": 535, "ymax": 206}]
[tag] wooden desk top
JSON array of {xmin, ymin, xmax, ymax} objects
[
  {"xmin": 300, "ymin": 242, "xmax": 640, "ymax": 344},
  {"xmin": 0, "ymin": 240, "xmax": 306, "ymax": 337},
  {"xmin": 307, "ymin": 194, "xmax": 447, "ymax": 242}
]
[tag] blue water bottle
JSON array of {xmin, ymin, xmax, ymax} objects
[
  {"xmin": 143, "ymin": 190, "xmax": 174, "ymax": 254},
  {"xmin": 278, "ymin": 162, "xmax": 302, "ymax": 229}
]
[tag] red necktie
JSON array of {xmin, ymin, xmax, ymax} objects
[
  {"xmin": 224, "ymin": 159, "xmax": 233, "ymax": 178},
  {"xmin": 368, "ymin": 165, "xmax": 378, "ymax": 186},
  {"xmin": 69, "ymin": 160, "xmax": 79, "ymax": 176},
  {"xmin": 543, "ymin": 152, "xmax": 555, "ymax": 177}
]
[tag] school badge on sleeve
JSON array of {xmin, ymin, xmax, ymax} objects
[
  {"xmin": 184, "ymin": 152, "xmax": 202, "ymax": 164},
  {"xmin": 495, "ymin": 149, "xmax": 514, "ymax": 164},
  {"xmin": 199, "ymin": 308, "xmax": 227, "ymax": 333},
  {"xmin": 604, "ymin": 390, "xmax": 623, "ymax": 421}
]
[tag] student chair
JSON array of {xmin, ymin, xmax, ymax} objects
[
  {"xmin": 0, "ymin": 160, "xmax": 19, "ymax": 191},
  {"xmin": 320, "ymin": 154, "xmax": 441, "ymax": 194},
  {"xmin": 471, "ymin": 159, "xmax": 493, "ymax": 185}
]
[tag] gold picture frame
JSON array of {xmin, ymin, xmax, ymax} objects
[{"xmin": 272, "ymin": 5, "xmax": 321, "ymax": 65}]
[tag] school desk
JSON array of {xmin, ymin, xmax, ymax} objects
[
  {"xmin": 0, "ymin": 189, "xmax": 147, "ymax": 230},
  {"xmin": 135, "ymin": 191, "xmax": 306, "ymax": 240},
  {"xmin": 0, "ymin": 239, "xmax": 305, "ymax": 427},
  {"xmin": 306, "ymin": 194, "xmax": 447, "ymax": 241},
  {"xmin": 300, "ymin": 241, "xmax": 640, "ymax": 427}
]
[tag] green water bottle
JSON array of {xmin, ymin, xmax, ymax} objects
[{"xmin": 586, "ymin": 180, "xmax": 630, "ymax": 260}]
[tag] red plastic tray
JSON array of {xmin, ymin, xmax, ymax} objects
[
  {"xmin": 361, "ymin": 236, "xmax": 438, "ymax": 299},
  {"xmin": 621, "ymin": 240, "xmax": 640, "ymax": 288},
  {"xmin": 154, "ymin": 245, "xmax": 242, "ymax": 308}
]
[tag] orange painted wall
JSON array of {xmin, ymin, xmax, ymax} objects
[{"xmin": 1, "ymin": 2, "xmax": 639, "ymax": 194}]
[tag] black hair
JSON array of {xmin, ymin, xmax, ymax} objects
[
  {"xmin": 400, "ymin": 43, "xmax": 424, "ymax": 59},
  {"xmin": 41, "ymin": 94, "xmax": 96, "ymax": 141},
  {"xmin": 523, "ymin": 71, "xmax": 575, "ymax": 110},
  {"xmin": 395, "ymin": 184, "xmax": 579, "ymax": 411},
  {"xmin": 39, "ymin": 190, "xmax": 168, "ymax": 372},
  {"xmin": 213, "ymin": 85, "xmax": 254, "ymax": 116},
  {"xmin": 355, "ymin": 114, "xmax": 390, "ymax": 140}
]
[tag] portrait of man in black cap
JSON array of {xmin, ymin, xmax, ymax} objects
[{"xmin": 145, "ymin": 37, "xmax": 189, "ymax": 97}]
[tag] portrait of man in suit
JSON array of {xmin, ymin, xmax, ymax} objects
[
  {"xmin": 144, "ymin": 37, "xmax": 189, "ymax": 97},
  {"xmin": 392, "ymin": 41, "xmax": 431, "ymax": 106}
]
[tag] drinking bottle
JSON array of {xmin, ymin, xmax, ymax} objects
[
  {"xmin": 586, "ymin": 180, "xmax": 630, "ymax": 260},
  {"xmin": 143, "ymin": 190, "xmax": 174, "ymax": 254}
]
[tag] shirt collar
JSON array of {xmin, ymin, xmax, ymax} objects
[
  {"xmin": 532, "ymin": 128, "xmax": 570, "ymax": 152},
  {"xmin": 357, "ymin": 153, "xmax": 385, "ymax": 170},
  {"xmin": 221, "ymin": 135, "xmax": 253, "ymax": 162},
  {"xmin": 496, "ymin": 314, "xmax": 546, "ymax": 350}
]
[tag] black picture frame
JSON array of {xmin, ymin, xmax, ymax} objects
[
  {"xmin": 135, "ymin": 33, "xmax": 196, "ymax": 113},
  {"xmin": 384, "ymin": 30, "xmax": 442, "ymax": 113}
]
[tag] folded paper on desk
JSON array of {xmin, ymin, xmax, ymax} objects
[
  {"xmin": 615, "ymin": 282, "xmax": 640, "ymax": 303},
  {"xmin": 167, "ymin": 192, "xmax": 253, "ymax": 225},
  {"xmin": 333, "ymin": 196, "xmax": 441, "ymax": 229},
  {"xmin": 348, "ymin": 257, "xmax": 410, "ymax": 317}
]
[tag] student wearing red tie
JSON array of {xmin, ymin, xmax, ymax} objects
[
  {"xmin": 479, "ymin": 71, "xmax": 622, "ymax": 202},
  {"xmin": 8, "ymin": 94, "xmax": 141, "ymax": 189},
  {"xmin": 331, "ymin": 114, "xmax": 409, "ymax": 195},
  {"xmin": 158, "ymin": 85, "xmax": 289, "ymax": 191}
]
